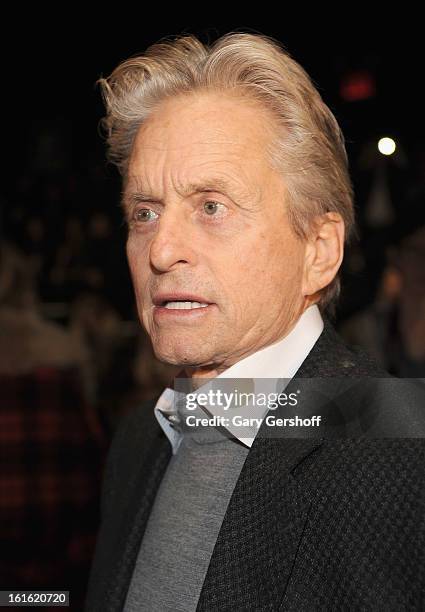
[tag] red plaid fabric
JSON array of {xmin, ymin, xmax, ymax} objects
[{"xmin": 0, "ymin": 366, "xmax": 108, "ymax": 611}]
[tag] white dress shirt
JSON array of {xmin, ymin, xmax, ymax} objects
[{"xmin": 154, "ymin": 304, "xmax": 324, "ymax": 454}]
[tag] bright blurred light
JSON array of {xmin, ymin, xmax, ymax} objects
[{"xmin": 378, "ymin": 137, "xmax": 396, "ymax": 156}]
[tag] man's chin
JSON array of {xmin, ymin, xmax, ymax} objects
[{"xmin": 152, "ymin": 342, "xmax": 215, "ymax": 369}]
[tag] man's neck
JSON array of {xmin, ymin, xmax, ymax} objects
[{"xmin": 179, "ymin": 302, "xmax": 318, "ymax": 390}]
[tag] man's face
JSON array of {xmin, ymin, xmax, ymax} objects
[{"xmin": 124, "ymin": 91, "xmax": 308, "ymax": 371}]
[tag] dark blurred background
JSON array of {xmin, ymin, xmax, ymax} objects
[{"xmin": 0, "ymin": 18, "xmax": 424, "ymax": 610}]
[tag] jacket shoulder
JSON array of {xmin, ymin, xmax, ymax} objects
[
  {"xmin": 295, "ymin": 316, "xmax": 425, "ymax": 437},
  {"xmin": 297, "ymin": 314, "xmax": 391, "ymax": 378}
]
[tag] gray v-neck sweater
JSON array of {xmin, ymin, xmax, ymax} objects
[{"xmin": 123, "ymin": 405, "xmax": 250, "ymax": 612}]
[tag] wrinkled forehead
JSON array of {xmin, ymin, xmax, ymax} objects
[{"xmin": 122, "ymin": 172, "xmax": 259, "ymax": 213}]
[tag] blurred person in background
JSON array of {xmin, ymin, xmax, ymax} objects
[
  {"xmin": 0, "ymin": 242, "xmax": 90, "ymax": 384},
  {"xmin": 340, "ymin": 224, "xmax": 425, "ymax": 376},
  {"xmin": 395, "ymin": 225, "xmax": 425, "ymax": 375}
]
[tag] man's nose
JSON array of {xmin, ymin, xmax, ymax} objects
[{"xmin": 149, "ymin": 209, "xmax": 197, "ymax": 272}]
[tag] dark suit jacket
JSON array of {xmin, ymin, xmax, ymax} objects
[{"xmin": 85, "ymin": 318, "xmax": 425, "ymax": 611}]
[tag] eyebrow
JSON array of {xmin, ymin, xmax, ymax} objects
[{"xmin": 121, "ymin": 177, "xmax": 248, "ymax": 212}]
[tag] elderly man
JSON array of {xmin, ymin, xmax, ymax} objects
[{"xmin": 85, "ymin": 32, "xmax": 425, "ymax": 611}]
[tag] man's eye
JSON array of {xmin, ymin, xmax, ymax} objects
[
  {"xmin": 134, "ymin": 208, "xmax": 158, "ymax": 222},
  {"xmin": 203, "ymin": 201, "xmax": 224, "ymax": 215}
]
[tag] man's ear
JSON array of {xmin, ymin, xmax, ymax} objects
[{"xmin": 302, "ymin": 212, "xmax": 345, "ymax": 298}]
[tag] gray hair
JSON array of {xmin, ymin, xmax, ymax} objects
[{"xmin": 96, "ymin": 32, "xmax": 355, "ymax": 314}]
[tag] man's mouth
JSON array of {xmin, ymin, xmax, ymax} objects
[
  {"xmin": 152, "ymin": 293, "xmax": 214, "ymax": 315},
  {"xmin": 162, "ymin": 301, "xmax": 209, "ymax": 310}
]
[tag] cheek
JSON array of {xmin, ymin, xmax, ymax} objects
[
  {"xmin": 126, "ymin": 238, "xmax": 149, "ymax": 285},
  {"xmin": 126, "ymin": 237, "xmax": 136, "ymax": 272},
  {"xmin": 215, "ymin": 242, "xmax": 273, "ymax": 310},
  {"xmin": 253, "ymin": 235, "xmax": 304, "ymax": 291}
]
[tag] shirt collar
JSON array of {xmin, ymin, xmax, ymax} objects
[{"xmin": 154, "ymin": 304, "xmax": 324, "ymax": 454}]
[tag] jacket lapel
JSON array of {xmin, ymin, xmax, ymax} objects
[
  {"xmin": 195, "ymin": 317, "xmax": 346, "ymax": 610},
  {"xmin": 195, "ymin": 431, "xmax": 323, "ymax": 610}
]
